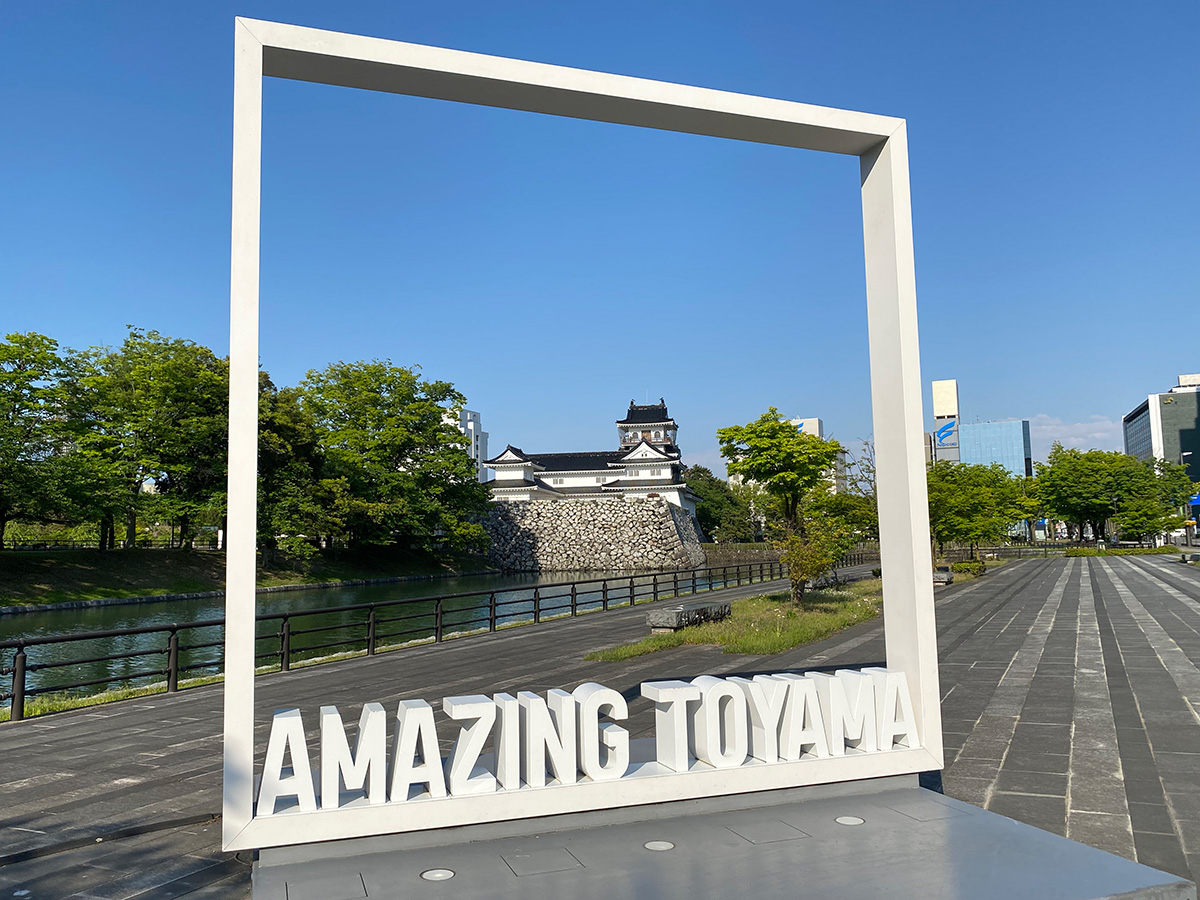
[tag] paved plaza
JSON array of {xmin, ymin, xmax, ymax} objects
[{"xmin": 2, "ymin": 557, "xmax": 1200, "ymax": 897}]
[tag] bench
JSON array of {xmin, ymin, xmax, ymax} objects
[{"xmin": 647, "ymin": 599, "xmax": 731, "ymax": 633}]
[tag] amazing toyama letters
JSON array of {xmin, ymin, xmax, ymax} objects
[{"xmin": 257, "ymin": 669, "xmax": 919, "ymax": 819}]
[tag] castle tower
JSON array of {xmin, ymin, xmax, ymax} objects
[{"xmin": 616, "ymin": 399, "xmax": 678, "ymax": 449}]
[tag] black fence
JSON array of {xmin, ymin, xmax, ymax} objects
[
  {"xmin": 0, "ymin": 561, "xmax": 787, "ymax": 722},
  {"xmin": 938, "ymin": 545, "xmax": 1066, "ymax": 563},
  {"xmin": 3, "ymin": 538, "xmax": 221, "ymax": 551}
]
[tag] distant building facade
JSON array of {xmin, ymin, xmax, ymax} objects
[
  {"xmin": 485, "ymin": 400, "xmax": 698, "ymax": 514},
  {"xmin": 930, "ymin": 379, "xmax": 960, "ymax": 462},
  {"xmin": 451, "ymin": 408, "xmax": 490, "ymax": 483},
  {"xmin": 959, "ymin": 420, "xmax": 1033, "ymax": 477},
  {"xmin": 1123, "ymin": 374, "xmax": 1200, "ymax": 481},
  {"xmin": 789, "ymin": 416, "xmax": 847, "ymax": 492}
]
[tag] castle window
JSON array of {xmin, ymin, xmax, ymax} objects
[
  {"xmin": 552, "ymin": 478, "xmax": 564, "ymax": 485},
  {"xmin": 629, "ymin": 469, "xmax": 639, "ymax": 476},
  {"xmin": 595, "ymin": 476, "xmax": 604, "ymax": 483},
  {"xmin": 652, "ymin": 468, "xmax": 662, "ymax": 476}
]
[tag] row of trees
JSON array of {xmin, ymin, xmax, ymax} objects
[
  {"xmin": 688, "ymin": 410, "xmax": 1196, "ymax": 601},
  {"xmin": 0, "ymin": 330, "xmax": 490, "ymax": 557}
]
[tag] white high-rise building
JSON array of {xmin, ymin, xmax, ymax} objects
[{"xmin": 454, "ymin": 409, "xmax": 490, "ymax": 482}]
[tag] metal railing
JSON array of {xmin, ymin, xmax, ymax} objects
[
  {"xmin": 0, "ymin": 561, "xmax": 787, "ymax": 722},
  {"xmin": 3, "ymin": 538, "xmax": 221, "ymax": 551},
  {"xmin": 938, "ymin": 545, "xmax": 1065, "ymax": 563}
]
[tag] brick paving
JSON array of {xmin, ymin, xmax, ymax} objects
[{"xmin": 3, "ymin": 557, "xmax": 1200, "ymax": 896}]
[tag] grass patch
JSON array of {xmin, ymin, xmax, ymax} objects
[
  {"xmin": 0, "ymin": 546, "xmax": 487, "ymax": 606},
  {"xmin": 0, "ymin": 673, "xmax": 228, "ymax": 723},
  {"xmin": 585, "ymin": 579, "xmax": 882, "ymax": 661},
  {"xmin": 1064, "ymin": 546, "xmax": 1180, "ymax": 557}
]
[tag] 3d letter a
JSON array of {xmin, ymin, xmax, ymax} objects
[
  {"xmin": 390, "ymin": 699, "xmax": 447, "ymax": 801},
  {"xmin": 257, "ymin": 708, "xmax": 316, "ymax": 817},
  {"xmin": 864, "ymin": 667, "xmax": 920, "ymax": 750}
]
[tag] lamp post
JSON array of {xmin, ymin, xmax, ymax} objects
[{"xmin": 1182, "ymin": 451, "xmax": 1194, "ymax": 548}]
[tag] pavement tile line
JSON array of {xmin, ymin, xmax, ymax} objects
[
  {"xmin": 1093, "ymin": 558, "xmax": 1200, "ymax": 882},
  {"xmin": 951, "ymin": 560, "xmax": 1074, "ymax": 808},
  {"xmin": 1100, "ymin": 560, "xmax": 1200, "ymax": 728},
  {"xmin": 790, "ymin": 558, "xmax": 1039, "ymax": 671},
  {"xmin": 1066, "ymin": 562, "xmax": 1135, "ymax": 856}
]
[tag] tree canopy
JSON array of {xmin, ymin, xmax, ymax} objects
[
  {"xmin": 717, "ymin": 408, "xmax": 849, "ymax": 603},
  {"xmin": 926, "ymin": 461, "xmax": 1025, "ymax": 553},
  {"xmin": 681, "ymin": 465, "xmax": 758, "ymax": 542},
  {"xmin": 0, "ymin": 329, "xmax": 490, "ymax": 557},
  {"xmin": 1036, "ymin": 443, "xmax": 1192, "ymax": 542},
  {"xmin": 717, "ymin": 408, "xmax": 843, "ymax": 535}
]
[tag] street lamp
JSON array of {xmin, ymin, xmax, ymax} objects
[{"xmin": 1182, "ymin": 451, "xmax": 1194, "ymax": 548}]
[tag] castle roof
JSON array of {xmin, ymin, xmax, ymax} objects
[
  {"xmin": 616, "ymin": 399, "xmax": 675, "ymax": 426},
  {"xmin": 523, "ymin": 451, "xmax": 627, "ymax": 472}
]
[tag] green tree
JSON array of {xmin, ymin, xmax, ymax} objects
[
  {"xmin": 257, "ymin": 374, "xmax": 346, "ymax": 562},
  {"xmin": 776, "ymin": 513, "xmax": 856, "ymax": 604},
  {"xmin": 66, "ymin": 328, "xmax": 229, "ymax": 549},
  {"xmin": 718, "ymin": 409, "xmax": 848, "ymax": 602},
  {"xmin": 841, "ymin": 439, "xmax": 879, "ymax": 539},
  {"xmin": 1035, "ymin": 444, "xmax": 1192, "ymax": 542},
  {"xmin": 1112, "ymin": 458, "xmax": 1191, "ymax": 543},
  {"xmin": 926, "ymin": 461, "xmax": 1023, "ymax": 558},
  {"xmin": 718, "ymin": 408, "xmax": 843, "ymax": 535},
  {"xmin": 681, "ymin": 465, "xmax": 757, "ymax": 542},
  {"xmin": 298, "ymin": 361, "xmax": 490, "ymax": 551},
  {"xmin": 0, "ymin": 333, "xmax": 74, "ymax": 545}
]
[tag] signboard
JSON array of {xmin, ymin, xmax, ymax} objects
[{"xmin": 222, "ymin": 18, "xmax": 942, "ymax": 851}]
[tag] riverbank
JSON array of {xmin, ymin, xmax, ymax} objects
[{"xmin": 0, "ymin": 546, "xmax": 492, "ymax": 610}]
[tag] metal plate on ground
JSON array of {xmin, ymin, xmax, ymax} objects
[
  {"xmin": 254, "ymin": 786, "xmax": 1196, "ymax": 900},
  {"xmin": 284, "ymin": 872, "xmax": 366, "ymax": 900},
  {"xmin": 724, "ymin": 820, "xmax": 810, "ymax": 844},
  {"xmin": 501, "ymin": 848, "xmax": 584, "ymax": 876}
]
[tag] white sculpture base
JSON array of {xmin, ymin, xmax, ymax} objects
[{"xmin": 251, "ymin": 776, "xmax": 1195, "ymax": 900}]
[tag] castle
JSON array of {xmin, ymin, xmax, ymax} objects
[{"xmin": 485, "ymin": 400, "xmax": 699, "ymax": 515}]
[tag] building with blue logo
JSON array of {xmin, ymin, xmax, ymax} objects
[{"xmin": 958, "ymin": 420, "xmax": 1034, "ymax": 477}]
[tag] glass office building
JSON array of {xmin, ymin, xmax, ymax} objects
[{"xmin": 959, "ymin": 420, "xmax": 1033, "ymax": 477}]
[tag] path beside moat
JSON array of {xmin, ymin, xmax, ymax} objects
[{"xmin": 3, "ymin": 557, "xmax": 1200, "ymax": 897}]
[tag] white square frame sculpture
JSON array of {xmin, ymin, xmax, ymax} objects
[{"xmin": 224, "ymin": 17, "xmax": 941, "ymax": 851}]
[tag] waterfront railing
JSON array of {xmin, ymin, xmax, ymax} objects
[{"xmin": 0, "ymin": 562, "xmax": 788, "ymax": 722}]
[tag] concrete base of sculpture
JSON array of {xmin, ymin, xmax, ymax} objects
[{"xmin": 250, "ymin": 776, "xmax": 1194, "ymax": 900}]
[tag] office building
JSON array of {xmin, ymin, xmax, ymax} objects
[
  {"xmin": 1123, "ymin": 374, "xmax": 1200, "ymax": 481},
  {"xmin": 931, "ymin": 379, "xmax": 960, "ymax": 462},
  {"xmin": 453, "ymin": 408, "xmax": 490, "ymax": 483},
  {"xmin": 959, "ymin": 420, "xmax": 1033, "ymax": 477}
]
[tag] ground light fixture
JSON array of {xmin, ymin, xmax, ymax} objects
[{"xmin": 223, "ymin": 17, "xmax": 941, "ymax": 852}]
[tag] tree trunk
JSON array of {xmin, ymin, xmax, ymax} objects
[
  {"xmin": 790, "ymin": 575, "xmax": 805, "ymax": 606},
  {"xmin": 0, "ymin": 515, "xmax": 7, "ymax": 550},
  {"xmin": 178, "ymin": 513, "xmax": 193, "ymax": 551},
  {"xmin": 125, "ymin": 507, "xmax": 137, "ymax": 549},
  {"xmin": 98, "ymin": 516, "xmax": 109, "ymax": 552}
]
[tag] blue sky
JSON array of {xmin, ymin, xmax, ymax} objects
[{"xmin": 2, "ymin": 2, "xmax": 1196, "ymax": 474}]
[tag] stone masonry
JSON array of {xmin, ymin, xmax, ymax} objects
[{"xmin": 483, "ymin": 498, "xmax": 708, "ymax": 572}]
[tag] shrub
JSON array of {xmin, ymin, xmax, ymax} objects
[{"xmin": 950, "ymin": 560, "xmax": 986, "ymax": 576}]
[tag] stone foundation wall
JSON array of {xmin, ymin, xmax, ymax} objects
[{"xmin": 483, "ymin": 498, "xmax": 708, "ymax": 572}]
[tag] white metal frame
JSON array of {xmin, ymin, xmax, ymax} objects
[{"xmin": 223, "ymin": 17, "xmax": 941, "ymax": 851}]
